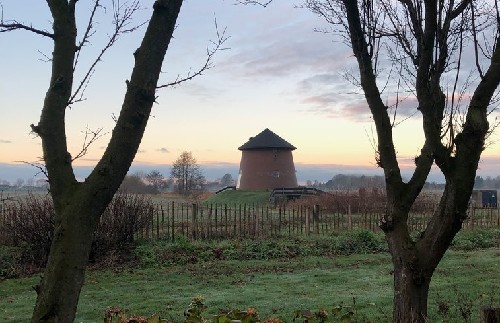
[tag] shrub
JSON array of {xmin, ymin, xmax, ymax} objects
[
  {"xmin": 91, "ymin": 194, "xmax": 154, "ymax": 263},
  {"xmin": 451, "ymin": 228, "xmax": 500, "ymax": 250},
  {"xmin": 334, "ymin": 229, "xmax": 387, "ymax": 255},
  {"xmin": 0, "ymin": 246, "xmax": 20, "ymax": 279},
  {"xmin": 0, "ymin": 193, "xmax": 153, "ymax": 273},
  {"xmin": 1, "ymin": 194, "xmax": 54, "ymax": 268}
]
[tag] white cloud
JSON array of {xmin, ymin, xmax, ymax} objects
[{"xmin": 157, "ymin": 147, "xmax": 170, "ymax": 153}]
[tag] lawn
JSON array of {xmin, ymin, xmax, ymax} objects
[
  {"xmin": 203, "ymin": 190, "xmax": 271, "ymax": 205},
  {"xmin": 0, "ymin": 249, "xmax": 498, "ymax": 322}
]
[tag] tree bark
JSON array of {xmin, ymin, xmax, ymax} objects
[
  {"xmin": 30, "ymin": 1, "xmax": 184, "ymax": 322},
  {"xmin": 392, "ymin": 261, "xmax": 431, "ymax": 323},
  {"xmin": 30, "ymin": 191, "xmax": 100, "ymax": 322},
  {"xmin": 337, "ymin": 0, "xmax": 500, "ymax": 322}
]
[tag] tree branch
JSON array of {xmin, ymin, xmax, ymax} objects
[
  {"xmin": 156, "ymin": 17, "xmax": 229, "ymax": 89},
  {"xmin": 397, "ymin": 0, "xmax": 423, "ymax": 47},
  {"xmin": 236, "ymin": 0, "xmax": 273, "ymax": 7},
  {"xmin": 470, "ymin": 1, "xmax": 485, "ymax": 78},
  {"xmin": 69, "ymin": 0, "xmax": 145, "ymax": 106},
  {"xmin": 449, "ymin": 0, "xmax": 472, "ymax": 20},
  {"xmin": 74, "ymin": 0, "xmax": 101, "ymax": 70},
  {"xmin": 15, "ymin": 161, "xmax": 49, "ymax": 180},
  {"xmin": 0, "ymin": 8, "xmax": 54, "ymax": 39},
  {"xmin": 71, "ymin": 127, "xmax": 106, "ymax": 162},
  {"xmin": 342, "ymin": 0, "xmax": 403, "ymax": 188}
]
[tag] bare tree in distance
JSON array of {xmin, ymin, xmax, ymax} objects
[
  {"xmin": 119, "ymin": 173, "xmax": 157, "ymax": 194},
  {"xmin": 170, "ymin": 151, "xmax": 206, "ymax": 196},
  {"xmin": 145, "ymin": 169, "xmax": 166, "ymax": 192},
  {"xmin": 0, "ymin": 0, "xmax": 227, "ymax": 321},
  {"xmin": 304, "ymin": 0, "xmax": 500, "ymax": 321}
]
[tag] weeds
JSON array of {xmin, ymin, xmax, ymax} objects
[{"xmin": 106, "ymin": 296, "xmax": 365, "ymax": 323}]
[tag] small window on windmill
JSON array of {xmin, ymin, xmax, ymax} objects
[
  {"xmin": 272, "ymin": 170, "xmax": 280, "ymax": 178},
  {"xmin": 273, "ymin": 148, "xmax": 278, "ymax": 160}
]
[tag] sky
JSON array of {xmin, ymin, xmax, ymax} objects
[{"xmin": 0, "ymin": 0, "xmax": 499, "ymax": 183}]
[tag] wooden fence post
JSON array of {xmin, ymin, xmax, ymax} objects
[
  {"xmin": 471, "ymin": 206, "xmax": 475, "ymax": 229},
  {"xmin": 233, "ymin": 204, "xmax": 237, "ymax": 237},
  {"xmin": 191, "ymin": 203, "xmax": 197, "ymax": 240},
  {"xmin": 171, "ymin": 201, "xmax": 175, "ymax": 242},
  {"xmin": 277, "ymin": 206, "xmax": 284, "ymax": 235},
  {"xmin": 225, "ymin": 204, "xmax": 228, "ymax": 238},
  {"xmin": 215, "ymin": 205, "xmax": 219, "ymax": 239},
  {"xmin": 348, "ymin": 204, "xmax": 352, "ymax": 230},
  {"xmin": 305, "ymin": 207, "xmax": 310, "ymax": 236},
  {"xmin": 208, "ymin": 204, "xmax": 213, "ymax": 239},
  {"xmin": 313, "ymin": 204, "xmax": 320, "ymax": 234},
  {"xmin": 156, "ymin": 205, "xmax": 160, "ymax": 239}
]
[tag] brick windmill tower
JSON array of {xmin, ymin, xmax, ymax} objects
[{"xmin": 237, "ymin": 128, "xmax": 298, "ymax": 190}]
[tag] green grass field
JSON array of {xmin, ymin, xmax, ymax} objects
[{"xmin": 1, "ymin": 249, "xmax": 498, "ymax": 322}]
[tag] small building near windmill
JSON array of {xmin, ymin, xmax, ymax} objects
[{"xmin": 237, "ymin": 128, "xmax": 298, "ymax": 191}]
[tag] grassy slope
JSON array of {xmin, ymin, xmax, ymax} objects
[
  {"xmin": 1, "ymin": 249, "xmax": 498, "ymax": 322},
  {"xmin": 203, "ymin": 190, "xmax": 271, "ymax": 206}
]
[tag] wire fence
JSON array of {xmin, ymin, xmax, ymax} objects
[
  {"xmin": 133, "ymin": 202, "xmax": 500, "ymax": 241},
  {"xmin": 1, "ymin": 198, "xmax": 499, "ymax": 244}
]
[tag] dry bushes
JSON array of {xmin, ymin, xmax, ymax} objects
[
  {"xmin": 288, "ymin": 188, "xmax": 439, "ymax": 215},
  {"xmin": 1, "ymin": 194, "xmax": 54, "ymax": 268},
  {"xmin": 91, "ymin": 194, "xmax": 154, "ymax": 263},
  {"xmin": 288, "ymin": 188, "xmax": 386, "ymax": 212},
  {"xmin": 0, "ymin": 193, "xmax": 153, "ymax": 275}
]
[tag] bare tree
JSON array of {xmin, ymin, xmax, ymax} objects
[
  {"xmin": 145, "ymin": 169, "xmax": 166, "ymax": 192},
  {"xmin": 0, "ymin": 0, "xmax": 224, "ymax": 321},
  {"xmin": 170, "ymin": 151, "xmax": 205, "ymax": 195},
  {"xmin": 305, "ymin": 0, "xmax": 500, "ymax": 321},
  {"xmin": 119, "ymin": 173, "xmax": 158, "ymax": 194}
]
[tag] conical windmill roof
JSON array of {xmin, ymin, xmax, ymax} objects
[{"xmin": 238, "ymin": 128, "xmax": 296, "ymax": 151}]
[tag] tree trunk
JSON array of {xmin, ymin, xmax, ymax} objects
[
  {"xmin": 29, "ymin": 1, "xmax": 184, "ymax": 321},
  {"xmin": 392, "ymin": 259, "xmax": 432, "ymax": 323},
  {"xmin": 321, "ymin": 1, "xmax": 500, "ymax": 323},
  {"xmin": 31, "ymin": 200, "xmax": 99, "ymax": 322},
  {"xmin": 385, "ymin": 217, "xmax": 435, "ymax": 323}
]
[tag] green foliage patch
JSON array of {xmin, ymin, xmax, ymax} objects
[
  {"xmin": 134, "ymin": 230, "xmax": 387, "ymax": 267},
  {"xmin": 450, "ymin": 228, "xmax": 499, "ymax": 250}
]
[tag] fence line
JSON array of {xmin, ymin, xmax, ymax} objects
[
  {"xmin": 1, "ymin": 199, "xmax": 499, "ymax": 244},
  {"xmin": 135, "ymin": 202, "xmax": 500, "ymax": 241}
]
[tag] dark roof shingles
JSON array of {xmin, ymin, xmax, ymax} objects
[{"xmin": 238, "ymin": 128, "xmax": 296, "ymax": 150}]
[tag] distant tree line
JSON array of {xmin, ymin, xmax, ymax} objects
[
  {"xmin": 306, "ymin": 174, "xmax": 500, "ymax": 191},
  {"xmin": 306, "ymin": 174, "xmax": 386, "ymax": 190},
  {"xmin": 118, "ymin": 151, "xmax": 236, "ymax": 196},
  {"xmin": 473, "ymin": 176, "xmax": 500, "ymax": 189}
]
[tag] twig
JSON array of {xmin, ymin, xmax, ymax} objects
[
  {"xmin": 236, "ymin": 0, "xmax": 273, "ymax": 7},
  {"xmin": 71, "ymin": 127, "xmax": 106, "ymax": 161},
  {"xmin": 68, "ymin": 0, "xmax": 145, "ymax": 106},
  {"xmin": 74, "ymin": 0, "xmax": 101, "ymax": 71},
  {"xmin": 156, "ymin": 16, "xmax": 229, "ymax": 89},
  {"xmin": 0, "ymin": 17, "xmax": 54, "ymax": 38},
  {"xmin": 15, "ymin": 161, "xmax": 48, "ymax": 179}
]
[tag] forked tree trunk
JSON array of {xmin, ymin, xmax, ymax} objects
[
  {"xmin": 29, "ymin": 1, "xmax": 184, "ymax": 322},
  {"xmin": 327, "ymin": 1, "xmax": 500, "ymax": 322}
]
